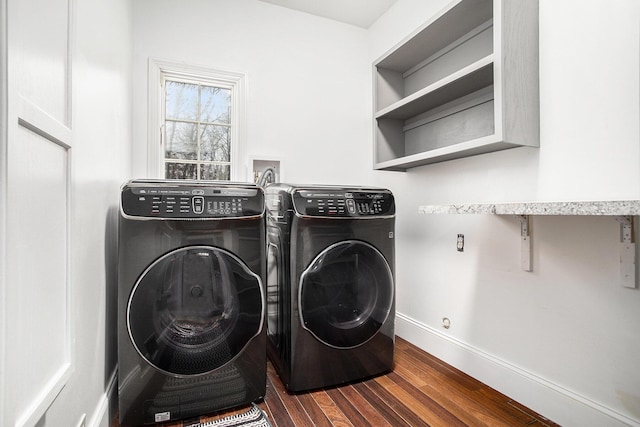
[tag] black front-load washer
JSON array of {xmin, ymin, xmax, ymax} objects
[
  {"xmin": 265, "ymin": 183, "xmax": 395, "ymax": 392},
  {"xmin": 117, "ymin": 180, "xmax": 266, "ymax": 425}
]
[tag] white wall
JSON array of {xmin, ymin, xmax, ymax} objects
[
  {"xmin": 369, "ymin": 0, "xmax": 640, "ymax": 426},
  {"xmin": 1, "ymin": 0, "xmax": 132, "ymax": 426},
  {"xmin": 132, "ymin": 0, "xmax": 372, "ymax": 185}
]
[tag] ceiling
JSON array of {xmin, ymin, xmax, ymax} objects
[{"xmin": 257, "ymin": 0, "xmax": 398, "ymax": 29}]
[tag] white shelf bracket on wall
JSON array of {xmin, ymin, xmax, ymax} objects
[
  {"xmin": 519, "ymin": 215, "xmax": 532, "ymax": 272},
  {"xmin": 615, "ymin": 215, "xmax": 636, "ymax": 288},
  {"xmin": 419, "ymin": 201, "xmax": 640, "ymax": 281}
]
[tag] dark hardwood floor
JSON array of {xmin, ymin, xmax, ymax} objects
[{"xmin": 120, "ymin": 337, "xmax": 559, "ymax": 426}]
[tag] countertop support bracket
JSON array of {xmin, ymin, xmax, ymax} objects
[
  {"xmin": 519, "ymin": 215, "xmax": 532, "ymax": 272},
  {"xmin": 615, "ymin": 215, "xmax": 636, "ymax": 288},
  {"xmin": 419, "ymin": 201, "xmax": 640, "ymax": 283}
]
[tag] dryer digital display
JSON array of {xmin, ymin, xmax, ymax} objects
[
  {"xmin": 292, "ymin": 189, "xmax": 394, "ymax": 217},
  {"xmin": 121, "ymin": 183, "xmax": 264, "ymax": 218}
]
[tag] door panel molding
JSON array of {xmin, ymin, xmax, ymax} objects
[
  {"xmin": 3, "ymin": 0, "xmax": 74, "ymax": 425},
  {"xmin": 7, "ymin": 123, "xmax": 72, "ymax": 427}
]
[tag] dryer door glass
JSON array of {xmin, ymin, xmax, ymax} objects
[
  {"xmin": 299, "ymin": 240, "xmax": 393, "ymax": 349},
  {"xmin": 127, "ymin": 246, "xmax": 263, "ymax": 376}
]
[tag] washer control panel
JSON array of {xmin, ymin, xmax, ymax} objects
[
  {"xmin": 121, "ymin": 182, "xmax": 264, "ymax": 219},
  {"xmin": 292, "ymin": 189, "xmax": 394, "ymax": 218}
]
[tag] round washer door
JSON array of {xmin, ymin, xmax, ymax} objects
[
  {"xmin": 299, "ymin": 240, "xmax": 393, "ymax": 349},
  {"xmin": 127, "ymin": 245, "xmax": 264, "ymax": 376}
]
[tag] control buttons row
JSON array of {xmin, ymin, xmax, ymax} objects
[
  {"xmin": 300, "ymin": 197, "xmax": 388, "ymax": 216},
  {"xmin": 357, "ymin": 200, "xmax": 384, "ymax": 214},
  {"xmin": 142, "ymin": 195, "xmax": 247, "ymax": 216},
  {"xmin": 307, "ymin": 198, "xmax": 348, "ymax": 215},
  {"xmin": 149, "ymin": 196, "xmax": 192, "ymax": 214},
  {"xmin": 206, "ymin": 200, "xmax": 244, "ymax": 215}
]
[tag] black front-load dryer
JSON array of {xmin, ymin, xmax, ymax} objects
[
  {"xmin": 265, "ymin": 183, "xmax": 395, "ymax": 392},
  {"xmin": 117, "ymin": 180, "xmax": 266, "ymax": 426}
]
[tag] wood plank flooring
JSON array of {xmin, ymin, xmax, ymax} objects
[{"xmin": 119, "ymin": 337, "xmax": 559, "ymax": 426}]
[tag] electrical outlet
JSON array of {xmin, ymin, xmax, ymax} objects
[{"xmin": 456, "ymin": 234, "xmax": 464, "ymax": 252}]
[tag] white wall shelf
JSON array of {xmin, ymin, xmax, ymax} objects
[
  {"xmin": 419, "ymin": 200, "xmax": 639, "ymax": 287},
  {"xmin": 372, "ymin": 0, "xmax": 539, "ymax": 171}
]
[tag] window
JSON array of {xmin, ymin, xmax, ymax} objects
[
  {"xmin": 148, "ymin": 59, "xmax": 245, "ymax": 181},
  {"xmin": 163, "ymin": 79, "xmax": 231, "ymax": 180}
]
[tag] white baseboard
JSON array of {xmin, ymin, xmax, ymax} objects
[
  {"xmin": 395, "ymin": 313, "xmax": 640, "ymax": 427},
  {"xmin": 87, "ymin": 369, "xmax": 118, "ymax": 427}
]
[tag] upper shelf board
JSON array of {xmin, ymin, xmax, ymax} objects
[{"xmin": 374, "ymin": 0, "xmax": 493, "ymax": 71}]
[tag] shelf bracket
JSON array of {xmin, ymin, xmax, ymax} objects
[
  {"xmin": 615, "ymin": 216, "xmax": 636, "ymax": 288},
  {"xmin": 519, "ymin": 215, "xmax": 532, "ymax": 272}
]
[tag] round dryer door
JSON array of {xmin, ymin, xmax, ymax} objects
[
  {"xmin": 299, "ymin": 240, "xmax": 393, "ymax": 349},
  {"xmin": 127, "ymin": 246, "xmax": 263, "ymax": 376}
]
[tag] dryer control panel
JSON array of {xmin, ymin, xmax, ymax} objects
[
  {"xmin": 292, "ymin": 189, "xmax": 394, "ymax": 218},
  {"xmin": 121, "ymin": 181, "xmax": 264, "ymax": 219}
]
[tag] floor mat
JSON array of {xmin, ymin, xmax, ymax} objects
[{"xmin": 198, "ymin": 405, "xmax": 272, "ymax": 427}]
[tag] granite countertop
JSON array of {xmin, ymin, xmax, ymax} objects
[{"xmin": 418, "ymin": 200, "xmax": 640, "ymax": 215}]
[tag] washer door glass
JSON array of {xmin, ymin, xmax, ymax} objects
[
  {"xmin": 127, "ymin": 246, "xmax": 263, "ymax": 376},
  {"xmin": 299, "ymin": 240, "xmax": 393, "ymax": 349}
]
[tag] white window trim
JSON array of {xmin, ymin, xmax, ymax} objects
[{"xmin": 147, "ymin": 58, "xmax": 246, "ymax": 180}]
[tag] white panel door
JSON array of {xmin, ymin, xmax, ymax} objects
[
  {"xmin": 2, "ymin": 0, "xmax": 73, "ymax": 425},
  {"xmin": 6, "ymin": 124, "xmax": 71, "ymax": 427}
]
